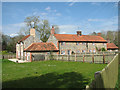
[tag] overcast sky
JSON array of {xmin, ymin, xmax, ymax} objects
[{"xmin": 2, "ymin": 2, "xmax": 118, "ymax": 37}]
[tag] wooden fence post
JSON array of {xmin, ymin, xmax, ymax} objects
[
  {"xmin": 103, "ymin": 54, "xmax": 105, "ymax": 64},
  {"xmin": 62, "ymin": 55, "xmax": 63, "ymax": 61},
  {"xmin": 45, "ymin": 54, "xmax": 46, "ymax": 61},
  {"xmin": 30, "ymin": 53, "xmax": 32, "ymax": 62},
  {"xmin": 92, "ymin": 54, "xmax": 94, "ymax": 63},
  {"xmin": 83, "ymin": 55, "xmax": 85, "ymax": 63},
  {"xmin": 75, "ymin": 53, "xmax": 76, "ymax": 62},
  {"xmin": 57, "ymin": 54, "xmax": 58, "ymax": 60},
  {"xmin": 67, "ymin": 55, "xmax": 69, "ymax": 61}
]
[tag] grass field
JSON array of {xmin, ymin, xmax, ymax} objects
[{"xmin": 2, "ymin": 59, "xmax": 107, "ymax": 88}]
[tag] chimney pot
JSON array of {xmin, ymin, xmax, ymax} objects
[
  {"xmin": 97, "ymin": 33, "xmax": 101, "ymax": 36},
  {"xmin": 52, "ymin": 26, "xmax": 54, "ymax": 28},
  {"xmin": 51, "ymin": 26, "xmax": 55, "ymax": 35},
  {"xmin": 30, "ymin": 28, "xmax": 35, "ymax": 37},
  {"xmin": 77, "ymin": 31, "xmax": 82, "ymax": 36}
]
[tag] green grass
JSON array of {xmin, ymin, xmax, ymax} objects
[{"xmin": 2, "ymin": 59, "xmax": 106, "ymax": 88}]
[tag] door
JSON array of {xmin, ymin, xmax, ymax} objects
[{"xmin": 27, "ymin": 53, "xmax": 30, "ymax": 61}]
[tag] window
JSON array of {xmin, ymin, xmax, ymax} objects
[
  {"xmin": 61, "ymin": 50, "xmax": 65, "ymax": 55},
  {"xmin": 21, "ymin": 42, "xmax": 23, "ymax": 45},
  {"xmin": 93, "ymin": 43, "xmax": 95, "ymax": 45},
  {"xmin": 89, "ymin": 50, "xmax": 92, "ymax": 52},
  {"xmin": 82, "ymin": 42, "xmax": 86, "ymax": 45},
  {"xmin": 82, "ymin": 50, "xmax": 85, "ymax": 52},
  {"xmin": 77, "ymin": 50, "xmax": 80, "ymax": 53},
  {"xmin": 61, "ymin": 42, "xmax": 65, "ymax": 45},
  {"xmin": 76, "ymin": 42, "xmax": 79, "ymax": 45},
  {"xmin": 16, "ymin": 43, "xmax": 19, "ymax": 46},
  {"xmin": 68, "ymin": 50, "xmax": 70, "ymax": 55},
  {"xmin": 47, "ymin": 52, "xmax": 50, "ymax": 54},
  {"xmin": 21, "ymin": 51, "xmax": 23, "ymax": 56},
  {"xmin": 93, "ymin": 50, "xmax": 96, "ymax": 53},
  {"xmin": 103, "ymin": 43, "xmax": 106, "ymax": 46},
  {"xmin": 24, "ymin": 52, "xmax": 26, "ymax": 56}
]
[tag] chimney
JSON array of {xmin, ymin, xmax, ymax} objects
[
  {"xmin": 30, "ymin": 27, "xmax": 35, "ymax": 37},
  {"xmin": 77, "ymin": 31, "xmax": 82, "ymax": 36},
  {"xmin": 51, "ymin": 26, "xmax": 55, "ymax": 35},
  {"xmin": 107, "ymin": 36, "xmax": 110, "ymax": 43},
  {"xmin": 97, "ymin": 33, "xmax": 101, "ymax": 36}
]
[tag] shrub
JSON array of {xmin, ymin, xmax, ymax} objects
[{"xmin": 101, "ymin": 47, "xmax": 106, "ymax": 51}]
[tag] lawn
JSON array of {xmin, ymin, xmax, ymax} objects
[{"xmin": 2, "ymin": 59, "xmax": 106, "ymax": 88}]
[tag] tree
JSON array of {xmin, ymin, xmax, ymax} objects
[
  {"xmin": 23, "ymin": 15, "xmax": 59, "ymax": 42},
  {"xmin": 37, "ymin": 20, "xmax": 50, "ymax": 42},
  {"xmin": 2, "ymin": 34, "xmax": 8, "ymax": 51},
  {"xmin": 24, "ymin": 16, "xmax": 40, "ymax": 29},
  {"xmin": 90, "ymin": 31, "xmax": 118, "ymax": 47},
  {"xmin": 101, "ymin": 47, "xmax": 106, "ymax": 52},
  {"xmin": 91, "ymin": 32, "xmax": 97, "ymax": 35},
  {"xmin": 19, "ymin": 26, "xmax": 30, "ymax": 35}
]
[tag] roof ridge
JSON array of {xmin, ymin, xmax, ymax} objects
[{"xmin": 18, "ymin": 34, "xmax": 30, "ymax": 43}]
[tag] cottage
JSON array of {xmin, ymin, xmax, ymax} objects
[
  {"xmin": 16, "ymin": 28, "xmax": 41, "ymax": 60},
  {"xmin": 16, "ymin": 26, "xmax": 118, "ymax": 61},
  {"xmin": 47, "ymin": 27, "xmax": 108, "ymax": 55}
]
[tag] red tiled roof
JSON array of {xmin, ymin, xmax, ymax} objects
[
  {"xmin": 107, "ymin": 43, "xmax": 118, "ymax": 49},
  {"xmin": 18, "ymin": 35, "xmax": 30, "ymax": 43},
  {"xmin": 24, "ymin": 42, "xmax": 59, "ymax": 51},
  {"xmin": 54, "ymin": 34, "xmax": 107, "ymax": 42}
]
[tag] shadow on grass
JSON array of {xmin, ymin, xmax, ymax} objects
[{"xmin": 3, "ymin": 72, "xmax": 90, "ymax": 88}]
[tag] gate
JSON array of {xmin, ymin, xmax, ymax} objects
[{"xmin": 32, "ymin": 54, "xmax": 45, "ymax": 61}]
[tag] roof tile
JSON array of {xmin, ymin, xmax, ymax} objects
[
  {"xmin": 54, "ymin": 34, "xmax": 107, "ymax": 42},
  {"xmin": 18, "ymin": 35, "xmax": 30, "ymax": 43},
  {"xmin": 24, "ymin": 42, "xmax": 59, "ymax": 51},
  {"xmin": 107, "ymin": 43, "xmax": 118, "ymax": 49}
]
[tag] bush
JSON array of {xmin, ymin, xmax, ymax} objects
[{"xmin": 101, "ymin": 48, "xmax": 106, "ymax": 51}]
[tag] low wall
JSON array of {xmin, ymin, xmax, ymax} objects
[{"xmin": 86, "ymin": 54, "xmax": 118, "ymax": 89}]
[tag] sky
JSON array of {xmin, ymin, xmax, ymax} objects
[{"xmin": 2, "ymin": 2, "xmax": 118, "ymax": 37}]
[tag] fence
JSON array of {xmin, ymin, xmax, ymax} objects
[
  {"xmin": 86, "ymin": 54, "xmax": 118, "ymax": 89},
  {"xmin": 2, "ymin": 54, "xmax": 16, "ymax": 59},
  {"xmin": 32, "ymin": 53, "xmax": 116, "ymax": 64}
]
